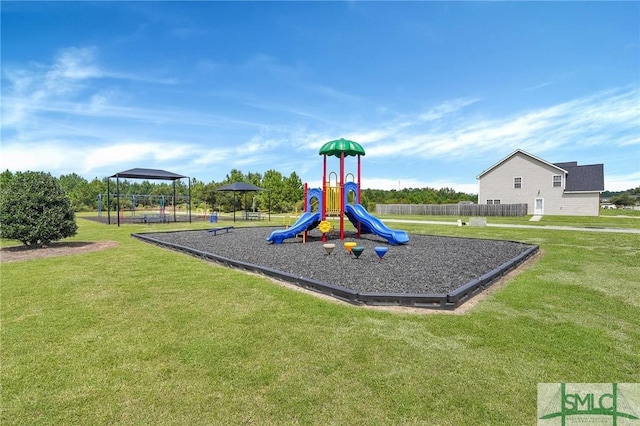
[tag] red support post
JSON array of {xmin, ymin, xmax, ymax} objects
[
  {"xmin": 340, "ymin": 152, "xmax": 345, "ymax": 240},
  {"xmin": 357, "ymin": 154, "xmax": 361, "ymax": 204},
  {"xmin": 322, "ymin": 156, "xmax": 327, "ymax": 242},
  {"xmin": 322, "ymin": 155, "xmax": 327, "ymax": 221},
  {"xmin": 356, "ymin": 154, "xmax": 362, "ymax": 237}
]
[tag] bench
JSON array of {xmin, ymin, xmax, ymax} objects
[
  {"xmin": 208, "ymin": 226, "xmax": 233, "ymax": 235},
  {"xmin": 246, "ymin": 212, "xmax": 262, "ymax": 220},
  {"xmin": 132, "ymin": 214, "xmax": 168, "ymax": 223}
]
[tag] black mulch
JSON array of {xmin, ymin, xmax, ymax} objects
[{"xmin": 135, "ymin": 226, "xmax": 537, "ymax": 308}]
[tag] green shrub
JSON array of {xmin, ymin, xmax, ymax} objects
[{"xmin": 0, "ymin": 171, "xmax": 77, "ymax": 246}]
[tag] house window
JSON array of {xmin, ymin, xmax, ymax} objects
[
  {"xmin": 514, "ymin": 177, "xmax": 522, "ymax": 189},
  {"xmin": 553, "ymin": 175, "xmax": 562, "ymax": 188},
  {"xmin": 486, "ymin": 199, "xmax": 501, "ymax": 205}
]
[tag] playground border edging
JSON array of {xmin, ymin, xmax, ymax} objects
[{"xmin": 132, "ymin": 231, "xmax": 539, "ymax": 311}]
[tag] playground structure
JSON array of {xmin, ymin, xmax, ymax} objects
[{"xmin": 266, "ymin": 139, "xmax": 409, "ymax": 245}]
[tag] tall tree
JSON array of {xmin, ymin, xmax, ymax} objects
[
  {"xmin": 0, "ymin": 169, "xmax": 13, "ymax": 189},
  {"xmin": 610, "ymin": 193, "xmax": 636, "ymax": 207},
  {"xmin": 224, "ymin": 169, "xmax": 245, "ymax": 183},
  {"xmin": 283, "ymin": 171, "xmax": 304, "ymax": 210},
  {"xmin": 261, "ymin": 169, "xmax": 288, "ymax": 212},
  {"xmin": 59, "ymin": 173, "xmax": 91, "ymax": 211}
]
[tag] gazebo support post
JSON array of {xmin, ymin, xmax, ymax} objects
[
  {"xmin": 116, "ymin": 176, "xmax": 121, "ymax": 227},
  {"xmin": 107, "ymin": 179, "xmax": 111, "ymax": 225},
  {"xmin": 173, "ymin": 181, "xmax": 177, "ymax": 222}
]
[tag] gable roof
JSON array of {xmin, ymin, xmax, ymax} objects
[
  {"xmin": 557, "ymin": 163, "xmax": 604, "ymax": 192},
  {"xmin": 109, "ymin": 168, "xmax": 187, "ymax": 180},
  {"xmin": 477, "ymin": 149, "xmax": 604, "ymax": 192},
  {"xmin": 476, "ymin": 149, "xmax": 566, "ymax": 179}
]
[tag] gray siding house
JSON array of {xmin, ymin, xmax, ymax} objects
[{"xmin": 477, "ymin": 149, "xmax": 604, "ymax": 216}]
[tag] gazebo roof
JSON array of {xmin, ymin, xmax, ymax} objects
[
  {"xmin": 216, "ymin": 182, "xmax": 265, "ymax": 192},
  {"xmin": 109, "ymin": 168, "xmax": 187, "ymax": 180},
  {"xmin": 319, "ymin": 138, "xmax": 366, "ymax": 158}
]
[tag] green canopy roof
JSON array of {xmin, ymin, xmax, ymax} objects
[{"xmin": 318, "ymin": 138, "xmax": 365, "ymax": 158}]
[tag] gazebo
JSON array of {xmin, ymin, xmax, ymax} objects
[
  {"xmin": 216, "ymin": 182, "xmax": 268, "ymax": 222},
  {"xmin": 107, "ymin": 168, "xmax": 191, "ymax": 226}
]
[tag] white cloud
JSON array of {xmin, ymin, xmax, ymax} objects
[
  {"xmin": 0, "ymin": 140, "xmax": 203, "ymax": 178},
  {"xmin": 605, "ymin": 171, "xmax": 640, "ymax": 192},
  {"xmin": 356, "ymin": 87, "xmax": 639, "ymax": 163},
  {"xmin": 417, "ymin": 97, "xmax": 480, "ymax": 122},
  {"xmin": 49, "ymin": 47, "xmax": 102, "ymax": 81},
  {"xmin": 81, "ymin": 141, "xmax": 202, "ymax": 173},
  {"xmin": 2, "ymin": 43, "xmax": 637, "ymax": 191},
  {"xmin": 0, "ymin": 142, "xmax": 74, "ymax": 172},
  {"xmin": 525, "ymin": 81, "xmax": 553, "ymax": 91},
  {"xmin": 1, "ymin": 45, "xmax": 180, "ymax": 132}
]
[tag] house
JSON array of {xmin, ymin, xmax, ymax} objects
[{"xmin": 476, "ymin": 149, "xmax": 604, "ymax": 216}]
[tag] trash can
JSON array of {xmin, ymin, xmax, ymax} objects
[{"xmin": 209, "ymin": 213, "xmax": 218, "ymax": 223}]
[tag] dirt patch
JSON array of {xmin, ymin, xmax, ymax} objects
[{"xmin": 0, "ymin": 241, "xmax": 119, "ymax": 263}]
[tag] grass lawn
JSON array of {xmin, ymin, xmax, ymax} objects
[
  {"xmin": 377, "ymin": 208, "xmax": 640, "ymax": 229},
  {"xmin": 2, "ymin": 213, "xmax": 639, "ymax": 424}
]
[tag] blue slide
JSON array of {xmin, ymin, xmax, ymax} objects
[
  {"xmin": 266, "ymin": 212, "xmax": 321, "ymax": 244},
  {"xmin": 345, "ymin": 204, "xmax": 409, "ymax": 245}
]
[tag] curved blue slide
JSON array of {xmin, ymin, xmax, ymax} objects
[
  {"xmin": 345, "ymin": 204, "xmax": 409, "ymax": 245},
  {"xmin": 266, "ymin": 212, "xmax": 321, "ymax": 244}
]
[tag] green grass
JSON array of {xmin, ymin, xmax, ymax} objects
[
  {"xmin": 377, "ymin": 208, "xmax": 640, "ymax": 229},
  {"xmin": 2, "ymin": 214, "xmax": 639, "ymax": 425}
]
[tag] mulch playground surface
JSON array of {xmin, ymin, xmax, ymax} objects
[{"xmin": 137, "ymin": 226, "xmax": 537, "ymax": 297}]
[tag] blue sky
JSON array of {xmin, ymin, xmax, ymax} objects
[{"xmin": 2, "ymin": 1, "xmax": 638, "ymax": 192}]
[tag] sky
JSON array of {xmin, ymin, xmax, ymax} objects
[{"xmin": 1, "ymin": 1, "xmax": 639, "ymax": 193}]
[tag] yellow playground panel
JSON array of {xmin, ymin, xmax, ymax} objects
[
  {"xmin": 326, "ymin": 185, "xmax": 341, "ymax": 216},
  {"xmin": 325, "ymin": 171, "xmax": 339, "ymax": 216},
  {"xmin": 325, "ymin": 172, "xmax": 358, "ymax": 217}
]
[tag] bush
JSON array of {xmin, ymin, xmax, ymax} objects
[{"xmin": 0, "ymin": 171, "xmax": 78, "ymax": 246}]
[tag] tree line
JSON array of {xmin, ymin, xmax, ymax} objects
[
  {"xmin": 1, "ymin": 168, "xmax": 481, "ymax": 214},
  {"xmin": 7, "ymin": 167, "xmax": 636, "ymax": 213},
  {"xmin": 0, "ymin": 168, "xmax": 304, "ymax": 214},
  {"xmin": 602, "ymin": 188, "xmax": 640, "ymax": 207}
]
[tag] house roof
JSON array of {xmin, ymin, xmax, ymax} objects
[
  {"xmin": 109, "ymin": 168, "xmax": 187, "ymax": 180},
  {"xmin": 477, "ymin": 149, "xmax": 604, "ymax": 192},
  {"xmin": 557, "ymin": 163, "xmax": 604, "ymax": 192},
  {"xmin": 476, "ymin": 149, "xmax": 566, "ymax": 179}
]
